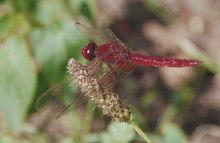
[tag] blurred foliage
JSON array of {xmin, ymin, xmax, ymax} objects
[
  {"xmin": 0, "ymin": 0, "xmax": 220, "ymax": 143},
  {"xmin": 0, "ymin": 0, "xmax": 88, "ymax": 136},
  {"xmin": 0, "ymin": 35, "xmax": 36, "ymax": 132},
  {"xmin": 99, "ymin": 122, "xmax": 135, "ymax": 143}
]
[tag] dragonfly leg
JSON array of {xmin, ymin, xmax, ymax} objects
[
  {"xmin": 97, "ymin": 56, "xmax": 131, "ymax": 91},
  {"xmin": 87, "ymin": 59, "xmax": 101, "ymax": 74},
  {"xmin": 97, "ymin": 65, "xmax": 119, "ymax": 92},
  {"xmin": 107, "ymin": 65, "xmax": 118, "ymax": 83}
]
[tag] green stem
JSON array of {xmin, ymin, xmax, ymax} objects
[{"xmin": 130, "ymin": 121, "xmax": 153, "ymax": 143}]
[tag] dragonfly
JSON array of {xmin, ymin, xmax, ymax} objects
[
  {"xmin": 77, "ymin": 22, "xmax": 202, "ymax": 74},
  {"xmin": 36, "ymin": 22, "xmax": 202, "ymax": 118}
]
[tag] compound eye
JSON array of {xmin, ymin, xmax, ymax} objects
[{"xmin": 82, "ymin": 43, "xmax": 97, "ymax": 61}]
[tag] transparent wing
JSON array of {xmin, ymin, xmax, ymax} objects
[
  {"xmin": 76, "ymin": 22, "xmax": 127, "ymax": 48},
  {"xmin": 55, "ymin": 59, "xmax": 129, "ymax": 119},
  {"xmin": 56, "ymin": 61, "xmax": 126, "ymax": 119},
  {"xmin": 35, "ymin": 75, "xmax": 89, "ymax": 118}
]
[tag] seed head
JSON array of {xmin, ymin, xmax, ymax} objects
[{"xmin": 67, "ymin": 58, "xmax": 131, "ymax": 122}]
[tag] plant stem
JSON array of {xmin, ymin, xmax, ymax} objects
[{"xmin": 130, "ymin": 121, "xmax": 153, "ymax": 143}]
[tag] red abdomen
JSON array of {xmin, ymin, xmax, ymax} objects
[{"xmin": 131, "ymin": 53, "xmax": 202, "ymax": 67}]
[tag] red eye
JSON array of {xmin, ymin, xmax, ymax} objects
[{"xmin": 82, "ymin": 43, "xmax": 97, "ymax": 61}]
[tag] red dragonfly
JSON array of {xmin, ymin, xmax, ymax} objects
[
  {"xmin": 36, "ymin": 22, "xmax": 202, "ymax": 118},
  {"xmin": 77, "ymin": 22, "xmax": 201, "ymax": 74}
]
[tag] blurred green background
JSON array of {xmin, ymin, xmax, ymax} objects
[{"xmin": 0, "ymin": 0, "xmax": 220, "ymax": 143}]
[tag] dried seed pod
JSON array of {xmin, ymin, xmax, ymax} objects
[{"xmin": 67, "ymin": 58, "xmax": 132, "ymax": 122}]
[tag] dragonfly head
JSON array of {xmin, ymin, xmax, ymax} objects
[{"xmin": 82, "ymin": 42, "xmax": 97, "ymax": 61}]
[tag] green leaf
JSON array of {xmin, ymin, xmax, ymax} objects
[
  {"xmin": 161, "ymin": 122, "xmax": 188, "ymax": 143},
  {"xmin": 30, "ymin": 19, "xmax": 87, "ymax": 83},
  {"xmin": 79, "ymin": 2, "xmax": 93, "ymax": 22},
  {"xmin": 0, "ymin": 16, "xmax": 14, "ymax": 41},
  {"xmin": 11, "ymin": 0, "xmax": 37, "ymax": 13},
  {"xmin": 0, "ymin": 135, "xmax": 14, "ymax": 143},
  {"xmin": 34, "ymin": 0, "xmax": 67, "ymax": 25},
  {"xmin": 60, "ymin": 137, "xmax": 75, "ymax": 143},
  {"xmin": 0, "ymin": 36, "xmax": 37, "ymax": 133},
  {"xmin": 30, "ymin": 24, "xmax": 68, "ymax": 83},
  {"xmin": 100, "ymin": 122, "xmax": 136, "ymax": 143},
  {"xmin": 68, "ymin": 0, "xmax": 97, "ymax": 23},
  {"xmin": 30, "ymin": 0, "xmax": 88, "ymax": 83}
]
